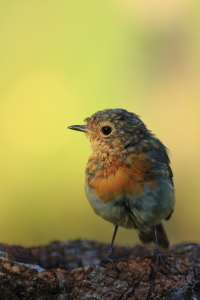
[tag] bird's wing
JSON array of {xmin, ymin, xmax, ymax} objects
[{"xmin": 137, "ymin": 144, "xmax": 174, "ymax": 249}]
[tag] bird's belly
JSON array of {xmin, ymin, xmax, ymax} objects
[
  {"xmin": 85, "ymin": 180, "xmax": 175, "ymax": 231},
  {"xmin": 85, "ymin": 188, "xmax": 137, "ymax": 229}
]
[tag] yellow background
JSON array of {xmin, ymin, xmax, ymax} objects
[{"xmin": 0, "ymin": 0, "xmax": 200, "ymax": 247}]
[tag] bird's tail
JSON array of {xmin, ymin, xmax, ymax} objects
[{"xmin": 138, "ymin": 223, "xmax": 169, "ymax": 249}]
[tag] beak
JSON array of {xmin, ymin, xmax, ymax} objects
[{"xmin": 68, "ymin": 125, "xmax": 88, "ymax": 132}]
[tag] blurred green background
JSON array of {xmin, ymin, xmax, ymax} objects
[{"xmin": 0, "ymin": 0, "xmax": 200, "ymax": 247}]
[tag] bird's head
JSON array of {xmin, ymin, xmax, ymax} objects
[{"xmin": 68, "ymin": 108, "xmax": 148, "ymax": 152}]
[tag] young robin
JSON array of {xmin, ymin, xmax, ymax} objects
[{"xmin": 68, "ymin": 108, "xmax": 175, "ymax": 264}]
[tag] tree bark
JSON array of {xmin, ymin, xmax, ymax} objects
[{"xmin": 0, "ymin": 241, "xmax": 199, "ymax": 299}]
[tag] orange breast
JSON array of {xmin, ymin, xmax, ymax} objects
[{"xmin": 88, "ymin": 153, "xmax": 156, "ymax": 202}]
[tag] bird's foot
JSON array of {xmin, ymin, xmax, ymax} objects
[
  {"xmin": 143, "ymin": 250, "xmax": 173, "ymax": 272},
  {"xmin": 99, "ymin": 255, "xmax": 120, "ymax": 274},
  {"xmin": 146, "ymin": 249, "xmax": 167, "ymax": 300}
]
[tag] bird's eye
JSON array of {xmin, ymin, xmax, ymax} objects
[{"xmin": 101, "ymin": 126, "xmax": 112, "ymax": 136}]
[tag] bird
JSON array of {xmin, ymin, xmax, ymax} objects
[{"xmin": 68, "ymin": 108, "xmax": 175, "ymax": 267}]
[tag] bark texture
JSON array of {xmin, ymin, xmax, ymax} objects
[{"xmin": 0, "ymin": 241, "xmax": 200, "ymax": 300}]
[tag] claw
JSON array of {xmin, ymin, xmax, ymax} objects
[
  {"xmin": 100, "ymin": 256, "xmax": 120, "ymax": 274},
  {"xmin": 100, "ymin": 255, "xmax": 120, "ymax": 274}
]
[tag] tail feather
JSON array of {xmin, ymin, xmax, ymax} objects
[{"xmin": 138, "ymin": 223, "xmax": 169, "ymax": 249}]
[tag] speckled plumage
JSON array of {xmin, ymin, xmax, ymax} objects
[{"xmin": 69, "ymin": 108, "xmax": 175, "ymax": 249}]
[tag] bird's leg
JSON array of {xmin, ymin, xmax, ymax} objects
[
  {"xmin": 100, "ymin": 225, "xmax": 119, "ymax": 273},
  {"xmin": 153, "ymin": 225, "xmax": 161, "ymax": 271},
  {"xmin": 146, "ymin": 226, "xmax": 160, "ymax": 299},
  {"xmin": 146, "ymin": 225, "xmax": 168, "ymax": 299},
  {"xmin": 106, "ymin": 225, "xmax": 118, "ymax": 258},
  {"xmin": 153, "ymin": 225, "xmax": 172, "ymax": 270}
]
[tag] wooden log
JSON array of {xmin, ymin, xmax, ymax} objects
[{"xmin": 0, "ymin": 241, "xmax": 199, "ymax": 299}]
